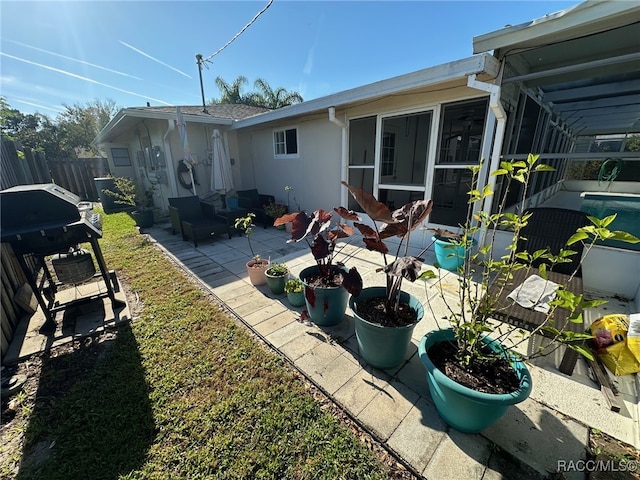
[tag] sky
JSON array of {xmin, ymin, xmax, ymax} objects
[{"xmin": 1, "ymin": 0, "xmax": 580, "ymax": 118}]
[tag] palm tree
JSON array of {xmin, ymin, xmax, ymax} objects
[
  {"xmin": 251, "ymin": 78, "xmax": 303, "ymax": 108},
  {"xmin": 213, "ymin": 76, "xmax": 249, "ymax": 104},
  {"xmin": 211, "ymin": 77, "xmax": 303, "ymax": 109}
]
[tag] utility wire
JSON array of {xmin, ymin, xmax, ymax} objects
[{"xmin": 203, "ymin": 0, "xmax": 274, "ymax": 63}]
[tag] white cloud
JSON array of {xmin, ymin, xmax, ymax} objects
[
  {"xmin": 119, "ymin": 41, "xmax": 192, "ymax": 79},
  {"xmin": 0, "ymin": 52, "xmax": 173, "ymax": 106}
]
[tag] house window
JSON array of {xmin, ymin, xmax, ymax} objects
[
  {"xmin": 111, "ymin": 147, "xmax": 131, "ymax": 166},
  {"xmin": 274, "ymin": 127, "xmax": 298, "ymax": 158}
]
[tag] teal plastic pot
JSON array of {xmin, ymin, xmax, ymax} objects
[
  {"xmin": 418, "ymin": 328, "xmax": 532, "ymax": 433},
  {"xmin": 350, "ymin": 287, "xmax": 423, "ymax": 369},
  {"xmin": 287, "ymin": 291, "xmax": 305, "ymax": 307},
  {"xmin": 300, "ymin": 265, "xmax": 349, "ymax": 326},
  {"xmin": 432, "ymin": 236, "xmax": 476, "ymax": 272}
]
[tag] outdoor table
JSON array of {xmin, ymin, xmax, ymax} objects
[{"xmin": 216, "ymin": 207, "xmax": 248, "ymax": 239}]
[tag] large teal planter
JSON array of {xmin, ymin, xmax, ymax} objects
[
  {"xmin": 432, "ymin": 236, "xmax": 476, "ymax": 272},
  {"xmin": 418, "ymin": 328, "xmax": 532, "ymax": 433},
  {"xmin": 350, "ymin": 287, "xmax": 423, "ymax": 369},
  {"xmin": 300, "ymin": 265, "xmax": 349, "ymax": 326}
]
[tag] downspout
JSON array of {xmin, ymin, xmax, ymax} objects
[
  {"xmin": 163, "ymin": 118, "xmax": 179, "ymax": 197},
  {"xmin": 467, "ymin": 74, "xmax": 507, "ymax": 246},
  {"xmin": 328, "ymin": 107, "xmax": 348, "ymax": 205}
]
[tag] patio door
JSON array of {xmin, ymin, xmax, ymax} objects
[
  {"xmin": 377, "ymin": 111, "xmax": 434, "ymax": 210},
  {"xmin": 346, "ymin": 111, "xmax": 434, "ymax": 211}
]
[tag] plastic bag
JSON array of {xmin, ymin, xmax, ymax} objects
[{"xmin": 589, "ymin": 314, "xmax": 640, "ymax": 376}]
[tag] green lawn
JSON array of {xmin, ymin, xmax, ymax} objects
[{"xmin": 14, "ymin": 212, "xmax": 393, "ymax": 479}]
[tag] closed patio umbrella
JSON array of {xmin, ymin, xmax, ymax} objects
[
  {"xmin": 211, "ymin": 129, "xmax": 234, "ymax": 193},
  {"xmin": 176, "ymin": 107, "xmax": 197, "ymax": 196}
]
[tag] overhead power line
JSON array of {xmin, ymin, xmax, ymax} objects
[
  {"xmin": 196, "ymin": 0, "xmax": 274, "ymax": 113},
  {"xmin": 203, "ymin": 0, "xmax": 273, "ymax": 63}
]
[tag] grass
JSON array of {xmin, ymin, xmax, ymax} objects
[{"xmin": 7, "ymin": 211, "xmax": 393, "ymax": 479}]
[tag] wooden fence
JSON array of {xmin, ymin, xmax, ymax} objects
[
  {"xmin": 1, "ymin": 137, "xmax": 109, "ymax": 359},
  {"xmin": 48, "ymin": 157, "xmax": 110, "ymax": 201}
]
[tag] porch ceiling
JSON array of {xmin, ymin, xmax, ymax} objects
[{"xmin": 474, "ymin": 2, "xmax": 640, "ymax": 137}]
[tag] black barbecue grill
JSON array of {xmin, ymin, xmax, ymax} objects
[{"xmin": 1, "ymin": 183, "xmax": 125, "ymax": 333}]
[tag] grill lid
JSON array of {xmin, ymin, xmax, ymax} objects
[{"xmin": 0, "ymin": 183, "xmax": 82, "ymax": 238}]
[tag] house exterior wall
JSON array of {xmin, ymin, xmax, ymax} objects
[
  {"xmin": 235, "ymin": 116, "xmax": 342, "ymax": 210},
  {"xmin": 103, "ymin": 119, "xmax": 240, "ymax": 214},
  {"xmin": 233, "ymin": 79, "xmax": 490, "ymax": 214}
]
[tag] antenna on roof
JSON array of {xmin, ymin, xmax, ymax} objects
[{"xmin": 196, "ymin": 54, "xmax": 209, "ymax": 114}]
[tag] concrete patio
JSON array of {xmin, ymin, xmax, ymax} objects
[{"xmin": 7, "ymin": 221, "xmax": 639, "ymax": 479}]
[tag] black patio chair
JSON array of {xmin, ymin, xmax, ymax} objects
[
  {"xmin": 482, "ymin": 208, "xmax": 591, "ymax": 375},
  {"xmin": 167, "ymin": 196, "xmax": 229, "ymax": 247},
  {"xmin": 237, "ymin": 189, "xmax": 276, "ymax": 228}
]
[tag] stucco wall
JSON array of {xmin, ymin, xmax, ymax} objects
[
  {"xmin": 232, "ymin": 79, "xmax": 490, "ymax": 213},
  {"xmin": 235, "ymin": 117, "xmax": 343, "ymax": 211}
]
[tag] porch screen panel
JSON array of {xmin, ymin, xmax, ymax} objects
[
  {"xmin": 379, "ymin": 112, "xmax": 431, "ymax": 185},
  {"xmin": 347, "ymin": 116, "xmax": 376, "ymax": 210},
  {"xmin": 430, "ymin": 169, "xmax": 474, "ymax": 227},
  {"xmin": 431, "ymin": 98, "xmax": 488, "ymax": 227}
]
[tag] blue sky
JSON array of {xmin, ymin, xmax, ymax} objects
[{"xmin": 1, "ymin": 0, "xmax": 578, "ymax": 117}]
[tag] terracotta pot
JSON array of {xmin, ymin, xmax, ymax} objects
[{"xmin": 246, "ymin": 259, "xmax": 269, "ymax": 285}]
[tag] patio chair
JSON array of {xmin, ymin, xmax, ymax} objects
[
  {"xmin": 167, "ymin": 196, "xmax": 229, "ymax": 247},
  {"xmin": 482, "ymin": 208, "xmax": 590, "ymax": 375},
  {"xmin": 237, "ymin": 189, "xmax": 276, "ymax": 228}
]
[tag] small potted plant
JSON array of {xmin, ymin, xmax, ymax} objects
[
  {"xmin": 102, "ymin": 176, "xmax": 155, "ymax": 228},
  {"xmin": 284, "ymin": 185, "xmax": 301, "ymax": 233},
  {"xmin": 284, "ymin": 278, "xmax": 305, "ymax": 307},
  {"xmin": 274, "ymin": 209, "xmax": 362, "ymax": 326},
  {"xmin": 265, "ymin": 262, "xmax": 289, "ymax": 294},
  {"xmin": 264, "ymin": 202, "xmax": 288, "ymax": 229},
  {"xmin": 234, "ymin": 213, "xmax": 269, "ymax": 285},
  {"xmin": 429, "ymin": 228, "xmax": 477, "ymax": 272},
  {"xmin": 226, "ymin": 191, "xmax": 239, "ymax": 210}
]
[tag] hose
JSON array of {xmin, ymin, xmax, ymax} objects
[
  {"xmin": 598, "ymin": 158, "xmax": 623, "ymax": 186},
  {"xmin": 177, "ymin": 160, "xmax": 198, "ymax": 190}
]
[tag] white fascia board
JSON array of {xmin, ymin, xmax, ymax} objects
[
  {"xmin": 473, "ymin": 1, "xmax": 640, "ymax": 54},
  {"xmin": 231, "ymin": 53, "xmax": 500, "ymax": 130}
]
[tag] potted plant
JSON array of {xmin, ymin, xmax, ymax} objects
[
  {"xmin": 340, "ymin": 182, "xmax": 434, "ymax": 369},
  {"xmin": 284, "ymin": 278, "xmax": 305, "ymax": 307},
  {"xmin": 429, "ymin": 229, "xmax": 477, "ymax": 272},
  {"xmin": 265, "ymin": 262, "xmax": 289, "ymax": 294},
  {"xmin": 226, "ymin": 191, "xmax": 239, "ymax": 210},
  {"xmin": 102, "ymin": 176, "xmax": 155, "ymax": 228},
  {"xmin": 417, "ymin": 154, "xmax": 639, "ymax": 433},
  {"xmin": 284, "ymin": 185, "xmax": 301, "ymax": 233},
  {"xmin": 234, "ymin": 212, "xmax": 269, "ymax": 285},
  {"xmin": 274, "ymin": 209, "xmax": 362, "ymax": 326},
  {"xmin": 264, "ymin": 202, "xmax": 288, "ymax": 229}
]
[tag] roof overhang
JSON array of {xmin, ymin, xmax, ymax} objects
[
  {"xmin": 93, "ymin": 108, "xmax": 233, "ymax": 145},
  {"xmin": 474, "ymin": 1, "xmax": 640, "ymax": 136},
  {"xmin": 232, "ymin": 53, "xmax": 500, "ymax": 129}
]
